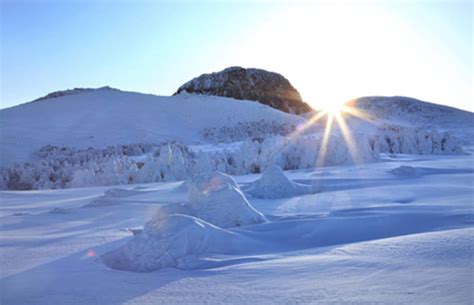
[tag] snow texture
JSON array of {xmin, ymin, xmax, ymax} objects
[{"xmin": 390, "ymin": 166, "xmax": 422, "ymax": 177}]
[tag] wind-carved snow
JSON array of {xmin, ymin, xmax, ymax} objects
[
  {"xmin": 180, "ymin": 172, "xmax": 267, "ymax": 228},
  {"xmin": 102, "ymin": 172, "xmax": 266, "ymax": 272},
  {"xmin": 244, "ymin": 165, "xmax": 316, "ymax": 199},
  {"xmin": 101, "ymin": 214, "xmax": 240, "ymax": 272}
]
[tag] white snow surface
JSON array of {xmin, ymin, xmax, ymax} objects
[{"xmin": 1, "ymin": 150, "xmax": 473, "ymax": 304}]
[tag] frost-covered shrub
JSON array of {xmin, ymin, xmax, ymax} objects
[
  {"xmin": 376, "ymin": 127, "xmax": 463, "ymax": 155},
  {"xmin": 201, "ymin": 120, "xmax": 299, "ymax": 143},
  {"xmin": 0, "ymin": 125, "xmax": 463, "ymax": 190}
]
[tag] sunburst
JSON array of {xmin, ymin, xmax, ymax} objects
[{"xmin": 267, "ymin": 100, "xmax": 373, "ymax": 168}]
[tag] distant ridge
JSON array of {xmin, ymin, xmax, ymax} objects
[{"xmin": 32, "ymin": 86, "xmax": 116, "ymax": 102}]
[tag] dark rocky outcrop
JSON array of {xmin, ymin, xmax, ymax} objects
[{"xmin": 174, "ymin": 66, "xmax": 312, "ymax": 114}]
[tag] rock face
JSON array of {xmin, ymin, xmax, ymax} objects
[{"xmin": 174, "ymin": 66, "xmax": 312, "ymax": 114}]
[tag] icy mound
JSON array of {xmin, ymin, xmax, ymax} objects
[
  {"xmin": 245, "ymin": 165, "xmax": 315, "ymax": 199},
  {"xmin": 182, "ymin": 172, "xmax": 267, "ymax": 228},
  {"xmin": 390, "ymin": 166, "xmax": 422, "ymax": 178},
  {"xmin": 102, "ymin": 214, "xmax": 237, "ymax": 272}
]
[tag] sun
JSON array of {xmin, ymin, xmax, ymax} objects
[
  {"xmin": 276, "ymin": 98, "xmax": 375, "ymax": 168},
  {"xmin": 318, "ymin": 101, "xmax": 347, "ymax": 117}
]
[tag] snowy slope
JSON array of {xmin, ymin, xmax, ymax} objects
[
  {"xmin": 1, "ymin": 151, "xmax": 472, "ymax": 304},
  {"xmin": 0, "ymin": 88, "xmax": 304, "ymax": 167}
]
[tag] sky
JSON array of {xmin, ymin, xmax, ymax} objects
[{"xmin": 1, "ymin": 0, "xmax": 472, "ymax": 111}]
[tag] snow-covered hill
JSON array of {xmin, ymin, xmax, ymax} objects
[
  {"xmin": 347, "ymin": 96, "xmax": 474, "ymax": 143},
  {"xmin": 0, "ymin": 87, "xmax": 304, "ymax": 167},
  {"xmin": 0, "ymin": 89, "xmax": 471, "ymax": 190}
]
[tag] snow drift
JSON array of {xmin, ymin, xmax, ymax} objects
[
  {"xmin": 102, "ymin": 172, "xmax": 265, "ymax": 272},
  {"xmin": 244, "ymin": 165, "xmax": 316, "ymax": 199}
]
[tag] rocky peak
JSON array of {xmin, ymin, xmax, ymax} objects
[{"xmin": 174, "ymin": 66, "xmax": 312, "ymax": 114}]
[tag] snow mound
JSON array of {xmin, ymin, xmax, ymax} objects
[
  {"xmin": 390, "ymin": 166, "xmax": 422, "ymax": 177},
  {"xmin": 244, "ymin": 165, "xmax": 315, "ymax": 198},
  {"xmin": 182, "ymin": 172, "xmax": 267, "ymax": 228},
  {"xmin": 102, "ymin": 214, "xmax": 237, "ymax": 272}
]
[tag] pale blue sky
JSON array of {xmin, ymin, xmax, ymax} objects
[{"xmin": 1, "ymin": 0, "xmax": 472, "ymax": 111}]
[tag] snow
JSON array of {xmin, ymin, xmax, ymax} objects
[
  {"xmin": 244, "ymin": 164, "xmax": 316, "ymax": 198},
  {"xmin": 0, "ymin": 88, "xmax": 473, "ymax": 303},
  {"xmin": 1, "ymin": 151, "xmax": 473, "ymax": 304}
]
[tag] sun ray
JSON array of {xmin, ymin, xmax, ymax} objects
[
  {"xmin": 291, "ymin": 110, "xmax": 327, "ymax": 138},
  {"xmin": 268, "ymin": 110, "xmax": 328, "ymax": 161},
  {"xmin": 334, "ymin": 112, "xmax": 361, "ymax": 164},
  {"xmin": 316, "ymin": 113, "xmax": 334, "ymax": 167},
  {"xmin": 340, "ymin": 105, "xmax": 374, "ymax": 122}
]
